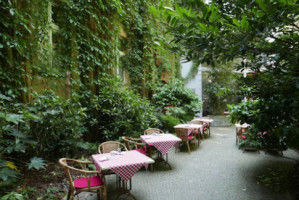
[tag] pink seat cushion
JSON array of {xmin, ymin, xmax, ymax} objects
[
  {"xmin": 179, "ymin": 136, "xmax": 194, "ymax": 140},
  {"xmin": 134, "ymin": 148, "xmax": 147, "ymax": 154},
  {"xmin": 74, "ymin": 176, "xmax": 103, "ymax": 189},
  {"xmin": 148, "ymin": 143, "xmax": 154, "ymax": 146}
]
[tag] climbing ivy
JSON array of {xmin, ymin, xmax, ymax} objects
[
  {"xmin": 120, "ymin": 0, "xmax": 180, "ymax": 97},
  {"xmin": 0, "ymin": 0, "xmax": 51, "ymax": 102}
]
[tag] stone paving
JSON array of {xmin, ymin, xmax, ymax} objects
[{"xmin": 79, "ymin": 126, "xmax": 299, "ymax": 200}]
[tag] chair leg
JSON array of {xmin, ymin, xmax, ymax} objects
[
  {"xmin": 69, "ymin": 189, "xmax": 74, "ymax": 200},
  {"xmin": 150, "ymin": 163, "xmax": 154, "ymax": 172},
  {"xmin": 67, "ymin": 186, "xmax": 73, "ymax": 200},
  {"xmin": 186, "ymin": 141, "xmax": 191, "ymax": 154},
  {"xmin": 194, "ymin": 138, "xmax": 197, "ymax": 149},
  {"xmin": 102, "ymin": 186, "xmax": 107, "ymax": 200},
  {"xmin": 97, "ymin": 189, "xmax": 101, "ymax": 200}
]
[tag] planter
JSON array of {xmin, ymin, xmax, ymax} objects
[{"xmin": 209, "ymin": 115, "xmax": 232, "ymax": 127}]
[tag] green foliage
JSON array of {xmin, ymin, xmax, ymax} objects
[
  {"xmin": 120, "ymin": 0, "xmax": 180, "ymax": 96},
  {"xmin": 27, "ymin": 92, "xmax": 87, "ymax": 159},
  {"xmin": 27, "ymin": 157, "xmax": 46, "ymax": 170},
  {"xmin": 153, "ymin": 79, "xmax": 202, "ymax": 117},
  {"xmin": 257, "ymin": 168, "xmax": 290, "ymax": 192},
  {"xmin": 1, "ymin": 192, "xmax": 24, "ymax": 200},
  {"xmin": 0, "ymin": 0, "xmax": 179, "ymax": 196},
  {"xmin": 238, "ymin": 131, "xmax": 262, "ymax": 149},
  {"xmin": 153, "ymin": 80, "xmax": 202, "ymax": 130},
  {"xmin": 159, "ymin": 114, "xmax": 180, "ymax": 133},
  {"xmin": 0, "ymin": 94, "xmax": 38, "ymax": 185},
  {"xmin": 159, "ymin": 0, "xmax": 299, "ymax": 150},
  {"xmin": 203, "ymin": 61, "xmax": 240, "ymax": 115},
  {"xmin": 19, "ymin": 187, "xmax": 38, "ymax": 200},
  {"xmin": 0, "ymin": 0, "xmax": 51, "ymax": 101},
  {"xmin": 85, "ymin": 77, "xmax": 159, "ymax": 141},
  {"xmin": 42, "ymin": 187, "xmax": 60, "ymax": 200}
]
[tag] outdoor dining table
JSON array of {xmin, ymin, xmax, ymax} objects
[
  {"xmin": 141, "ymin": 133, "xmax": 181, "ymax": 169},
  {"xmin": 190, "ymin": 118, "xmax": 214, "ymax": 135},
  {"xmin": 92, "ymin": 150, "xmax": 154, "ymax": 199},
  {"xmin": 174, "ymin": 124, "xmax": 204, "ymax": 141}
]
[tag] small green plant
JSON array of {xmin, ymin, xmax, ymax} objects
[
  {"xmin": 40, "ymin": 187, "xmax": 60, "ymax": 200},
  {"xmin": 257, "ymin": 168, "xmax": 289, "ymax": 192},
  {"xmin": 20, "ymin": 187, "xmax": 38, "ymax": 200},
  {"xmin": 1, "ymin": 192, "xmax": 24, "ymax": 200}
]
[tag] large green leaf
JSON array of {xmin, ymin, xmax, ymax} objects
[{"xmin": 27, "ymin": 157, "xmax": 46, "ymax": 170}]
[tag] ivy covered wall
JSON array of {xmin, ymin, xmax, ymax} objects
[
  {"xmin": 0, "ymin": 0, "xmax": 179, "ymax": 100},
  {"xmin": 0, "ymin": 0, "xmax": 180, "ymax": 142}
]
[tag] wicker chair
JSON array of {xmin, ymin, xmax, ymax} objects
[
  {"xmin": 122, "ymin": 136, "xmax": 153, "ymax": 171},
  {"xmin": 175, "ymin": 128, "xmax": 197, "ymax": 154},
  {"xmin": 98, "ymin": 141, "xmax": 128, "ymax": 154},
  {"xmin": 144, "ymin": 128, "xmax": 164, "ymax": 135},
  {"xmin": 122, "ymin": 136, "xmax": 146, "ymax": 152},
  {"xmin": 190, "ymin": 118, "xmax": 211, "ymax": 136},
  {"xmin": 59, "ymin": 158, "xmax": 107, "ymax": 200}
]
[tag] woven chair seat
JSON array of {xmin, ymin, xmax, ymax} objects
[{"xmin": 74, "ymin": 176, "xmax": 103, "ymax": 189}]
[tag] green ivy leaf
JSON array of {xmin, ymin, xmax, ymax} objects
[{"xmin": 27, "ymin": 157, "xmax": 46, "ymax": 170}]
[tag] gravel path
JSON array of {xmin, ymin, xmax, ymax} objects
[{"xmin": 81, "ymin": 126, "xmax": 299, "ymax": 200}]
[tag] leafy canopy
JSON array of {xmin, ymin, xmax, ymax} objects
[{"xmin": 155, "ymin": 0, "xmax": 299, "ymax": 149}]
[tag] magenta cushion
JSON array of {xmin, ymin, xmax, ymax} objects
[
  {"xmin": 134, "ymin": 148, "xmax": 147, "ymax": 154},
  {"xmin": 179, "ymin": 136, "xmax": 193, "ymax": 140},
  {"xmin": 148, "ymin": 143, "xmax": 154, "ymax": 146},
  {"xmin": 241, "ymin": 135, "xmax": 248, "ymax": 140},
  {"xmin": 74, "ymin": 176, "xmax": 103, "ymax": 189}
]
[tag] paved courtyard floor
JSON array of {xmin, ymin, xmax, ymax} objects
[{"xmin": 80, "ymin": 126, "xmax": 299, "ymax": 200}]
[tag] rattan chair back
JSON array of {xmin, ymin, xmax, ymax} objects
[
  {"xmin": 144, "ymin": 128, "xmax": 164, "ymax": 135},
  {"xmin": 121, "ymin": 136, "xmax": 145, "ymax": 150},
  {"xmin": 98, "ymin": 141, "xmax": 127, "ymax": 154}
]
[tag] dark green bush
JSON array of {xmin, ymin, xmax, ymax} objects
[
  {"xmin": 159, "ymin": 114, "xmax": 180, "ymax": 133},
  {"xmin": 0, "ymin": 94, "xmax": 45, "ymax": 193},
  {"xmin": 153, "ymin": 80, "xmax": 202, "ymax": 129},
  {"xmin": 83, "ymin": 78, "xmax": 159, "ymax": 142},
  {"xmin": 27, "ymin": 92, "xmax": 87, "ymax": 160}
]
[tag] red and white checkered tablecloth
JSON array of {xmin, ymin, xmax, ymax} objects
[
  {"xmin": 92, "ymin": 150, "xmax": 154, "ymax": 181},
  {"xmin": 141, "ymin": 134, "xmax": 182, "ymax": 156},
  {"xmin": 193, "ymin": 118, "xmax": 214, "ymax": 123},
  {"xmin": 174, "ymin": 124, "xmax": 203, "ymax": 135}
]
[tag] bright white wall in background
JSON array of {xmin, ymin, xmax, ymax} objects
[{"xmin": 181, "ymin": 60, "xmax": 203, "ymax": 117}]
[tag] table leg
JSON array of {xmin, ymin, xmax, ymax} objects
[
  {"xmin": 155, "ymin": 151, "xmax": 172, "ymax": 169},
  {"xmin": 116, "ymin": 178, "xmax": 137, "ymax": 200}
]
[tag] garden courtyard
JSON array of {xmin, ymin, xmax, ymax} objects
[
  {"xmin": 1, "ymin": 0, "xmax": 298, "ymax": 199},
  {"xmin": 78, "ymin": 126, "xmax": 299, "ymax": 200}
]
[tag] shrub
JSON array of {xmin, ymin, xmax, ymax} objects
[
  {"xmin": 27, "ymin": 92, "xmax": 87, "ymax": 160},
  {"xmin": 83, "ymin": 78, "xmax": 159, "ymax": 142},
  {"xmin": 159, "ymin": 115, "xmax": 180, "ymax": 133},
  {"xmin": 153, "ymin": 80, "xmax": 202, "ymax": 128},
  {"xmin": 0, "ymin": 94, "xmax": 45, "ymax": 194}
]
